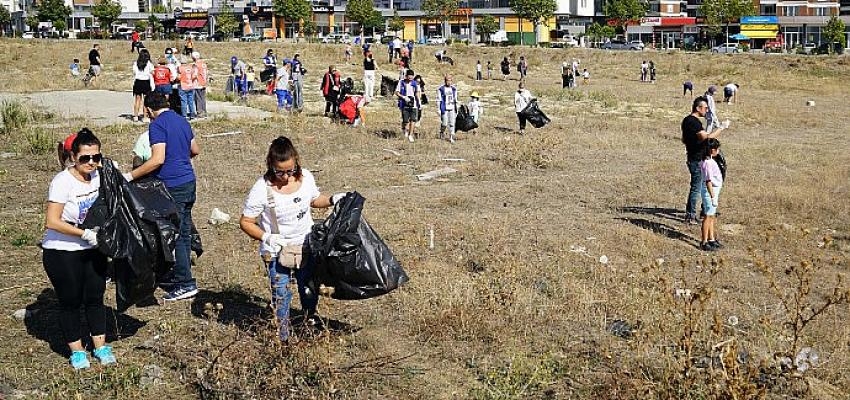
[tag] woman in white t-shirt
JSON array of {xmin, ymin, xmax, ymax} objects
[
  {"xmin": 42, "ymin": 128, "xmax": 117, "ymax": 370},
  {"xmin": 514, "ymin": 81, "xmax": 533, "ymax": 135},
  {"xmin": 239, "ymin": 136, "xmax": 346, "ymax": 341},
  {"xmin": 132, "ymin": 49, "xmax": 154, "ymax": 122}
]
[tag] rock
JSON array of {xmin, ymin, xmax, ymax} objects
[
  {"xmin": 806, "ymin": 100, "xmax": 815, "ymax": 107},
  {"xmin": 11, "ymin": 309, "xmax": 34, "ymax": 321},
  {"xmin": 140, "ymin": 364, "xmax": 164, "ymax": 387},
  {"xmin": 607, "ymin": 319, "xmax": 634, "ymax": 339},
  {"xmin": 208, "ymin": 208, "xmax": 230, "ymax": 225},
  {"xmin": 599, "ymin": 255, "xmax": 609, "ymax": 265}
]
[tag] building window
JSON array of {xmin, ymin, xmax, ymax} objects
[
  {"xmin": 580, "ymin": 0, "xmax": 586, "ymax": 7},
  {"xmin": 813, "ymin": 7, "xmax": 828, "ymax": 16},
  {"xmin": 760, "ymin": 4, "xmax": 776, "ymax": 15},
  {"xmin": 785, "ymin": 5, "xmax": 800, "ymax": 15},
  {"xmin": 666, "ymin": 4, "xmax": 673, "ymax": 12}
]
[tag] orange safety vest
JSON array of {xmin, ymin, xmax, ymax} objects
[
  {"xmin": 194, "ymin": 60, "xmax": 208, "ymax": 88},
  {"xmin": 178, "ymin": 64, "xmax": 196, "ymax": 90}
]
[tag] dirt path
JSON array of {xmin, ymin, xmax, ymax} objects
[{"xmin": 0, "ymin": 90, "xmax": 270, "ymax": 126}]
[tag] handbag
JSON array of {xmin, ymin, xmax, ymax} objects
[{"xmin": 265, "ymin": 186, "xmax": 303, "ymax": 269}]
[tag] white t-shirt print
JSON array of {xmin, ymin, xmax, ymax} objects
[{"xmin": 42, "ymin": 169, "xmax": 100, "ymax": 251}]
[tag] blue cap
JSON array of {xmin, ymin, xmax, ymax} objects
[{"xmin": 231, "ymin": 56, "xmax": 238, "ymax": 64}]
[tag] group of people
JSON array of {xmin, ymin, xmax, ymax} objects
[
  {"xmin": 560, "ymin": 59, "xmax": 589, "ymax": 88},
  {"xmin": 44, "ymin": 97, "xmax": 350, "ymax": 368},
  {"xmin": 228, "ymin": 49, "xmax": 307, "ymax": 113},
  {"xmin": 393, "ymin": 71, "xmax": 484, "ymax": 143},
  {"xmin": 640, "ymin": 60, "xmax": 657, "ymax": 82},
  {"xmin": 131, "ymin": 47, "xmax": 209, "ymax": 121}
]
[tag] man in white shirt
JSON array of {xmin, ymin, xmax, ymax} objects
[
  {"xmin": 513, "ymin": 81, "xmax": 533, "ymax": 135},
  {"xmin": 394, "ymin": 69, "xmax": 421, "ymax": 142},
  {"xmin": 436, "ymin": 74, "xmax": 458, "ymax": 143},
  {"xmin": 392, "ymin": 37, "xmax": 403, "ymax": 59}
]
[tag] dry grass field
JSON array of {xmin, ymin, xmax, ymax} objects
[{"xmin": 1, "ymin": 38, "xmax": 850, "ymax": 399}]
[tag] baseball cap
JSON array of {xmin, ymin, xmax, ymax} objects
[
  {"xmin": 231, "ymin": 56, "xmax": 238, "ymax": 64},
  {"xmin": 405, "ymin": 69, "xmax": 414, "ymax": 76}
]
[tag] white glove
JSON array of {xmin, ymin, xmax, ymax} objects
[
  {"xmin": 122, "ymin": 172, "xmax": 134, "ymax": 182},
  {"xmin": 262, "ymin": 233, "xmax": 286, "ymax": 253},
  {"xmin": 330, "ymin": 192, "xmax": 349, "ymax": 205},
  {"xmin": 712, "ymin": 200, "xmax": 718, "ymax": 207},
  {"xmin": 81, "ymin": 229, "xmax": 98, "ymax": 247},
  {"xmin": 721, "ymin": 120, "xmax": 731, "ymax": 129}
]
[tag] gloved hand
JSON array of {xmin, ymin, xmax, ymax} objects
[
  {"xmin": 81, "ymin": 229, "xmax": 98, "ymax": 247},
  {"xmin": 712, "ymin": 200, "xmax": 718, "ymax": 207},
  {"xmin": 262, "ymin": 233, "xmax": 286, "ymax": 253},
  {"xmin": 330, "ymin": 192, "xmax": 349, "ymax": 205},
  {"xmin": 122, "ymin": 172, "xmax": 134, "ymax": 182}
]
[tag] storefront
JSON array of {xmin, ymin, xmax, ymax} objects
[
  {"xmin": 176, "ymin": 11, "xmax": 208, "ymax": 33},
  {"xmin": 740, "ymin": 15, "xmax": 779, "ymax": 48}
]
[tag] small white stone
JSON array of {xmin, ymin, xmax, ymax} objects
[
  {"xmin": 599, "ymin": 255, "xmax": 609, "ymax": 264},
  {"xmin": 208, "ymin": 208, "xmax": 231, "ymax": 225}
]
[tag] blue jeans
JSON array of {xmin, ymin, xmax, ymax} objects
[
  {"xmin": 179, "ymin": 88, "xmax": 196, "ymax": 118},
  {"xmin": 163, "ymin": 181, "xmax": 197, "ymax": 290},
  {"xmin": 686, "ymin": 160, "xmax": 707, "ymax": 219},
  {"xmin": 266, "ymin": 242, "xmax": 318, "ymax": 341}
]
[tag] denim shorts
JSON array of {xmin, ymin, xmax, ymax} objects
[{"xmin": 701, "ymin": 185, "xmax": 722, "ymax": 216}]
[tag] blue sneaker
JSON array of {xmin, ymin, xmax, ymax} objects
[
  {"xmin": 70, "ymin": 350, "xmax": 90, "ymax": 370},
  {"xmin": 163, "ymin": 285, "xmax": 199, "ymax": 301},
  {"xmin": 93, "ymin": 345, "xmax": 117, "ymax": 365}
]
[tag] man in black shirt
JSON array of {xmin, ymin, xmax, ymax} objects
[
  {"xmin": 682, "ymin": 96, "xmax": 724, "ymax": 224},
  {"xmin": 87, "ymin": 44, "xmax": 102, "ymax": 85}
]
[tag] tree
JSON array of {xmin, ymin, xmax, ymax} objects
[
  {"xmin": 26, "ymin": 15, "xmax": 39, "ymax": 32},
  {"xmin": 362, "ymin": 10, "xmax": 384, "ymax": 36},
  {"xmin": 510, "ymin": 0, "xmax": 557, "ymax": 46},
  {"xmin": 0, "ymin": 4, "xmax": 10, "ymax": 37},
  {"xmin": 345, "ymin": 0, "xmax": 373, "ymax": 36},
  {"xmin": 822, "ymin": 15, "xmax": 845, "ymax": 54},
  {"xmin": 475, "ymin": 14, "xmax": 498, "ymax": 44},
  {"xmin": 216, "ymin": 2, "xmax": 239, "ymax": 40},
  {"xmin": 603, "ymin": 0, "xmax": 647, "ymax": 34},
  {"xmin": 586, "ymin": 21, "xmax": 615, "ymax": 46},
  {"xmin": 302, "ymin": 18, "xmax": 316, "ymax": 42},
  {"xmin": 388, "ymin": 10, "xmax": 405, "ymax": 35},
  {"xmin": 135, "ymin": 20, "xmax": 148, "ymax": 34},
  {"xmin": 700, "ymin": 0, "xmax": 754, "ymax": 45},
  {"xmin": 148, "ymin": 14, "xmax": 163, "ymax": 39},
  {"xmin": 151, "ymin": 4, "xmax": 167, "ymax": 13},
  {"xmin": 54, "ymin": 19, "xmax": 66, "ymax": 35},
  {"xmin": 422, "ymin": 0, "xmax": 457, "ymax": 38},
  {"xmin": 91, "ymin": 0, "xmax": 122, "ymax": 38},
  {"xmin": 35, "ymin": 0, "xmax": 71, "ymax": 27},
  {"xmin": 273, "ymin": 0, "xmax": 311, "ymax": 40}
]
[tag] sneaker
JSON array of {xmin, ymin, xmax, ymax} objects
[
  {"xmin": 449, "ymin": 135, "xmax": 455, "ymax": 144},
  {"xmin": 93, "ymin": 345, "xmax": 117, "ymax": 365},
  {"xmin": 163, "ymin": 285, "xmax": 198, "ymax": 301},
  {"xmin": 709, "ymin": 240, "xmax": 724, "ymax": 249},
  {"xmin": 700, "ymin": 242, "xmax": 717, "ymax": 252},
  {"xmin": 407, "ymin": 133, "xmax": 414, "ymax": 143},
  {"xmin": 685, "ymin": 217, "xmax": 700, "ymax": 225},
  {"xmin": 70, "ymin": 350, "xmax": 90, "ymax": 370}
]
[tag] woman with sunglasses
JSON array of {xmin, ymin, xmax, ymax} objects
[
  {"xmin": 239, "ymin": 136, "xmax": 346, "ymax": 341},
  {"xmin": 42, "ymin": 128, "xmax": 117, "ymax": 370}
]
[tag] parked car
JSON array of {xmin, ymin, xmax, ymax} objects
[
  {"xmin": 630, "ymin": 40, "xmax": 645, "ymax": 50},
  {"xmin": 322, "ymin": 33, "xmax": 351, "ymax": 44},
  {"xmin": 21, "ymin": 31, "xmax": 34, "ymax": 39},
  {"xmin": 550, "ymin": 33, "xmax": 578, "ymax": 48},
  {"xmin": 711, "ymin": 43, "xmax": 740, "ymax": 53},
  {"xmin": 800, "ymin": 42, "xmax": 817, "ymax": 54},
  {"xmin": 489, "ymin": 30, "xmax": 509, "ymax": 45},
  {"xmin": 601, "ymin": 40, "xmax": 643, "ymax": 50},
  {"xmin": 240, "ymin": 33, "xmax": 262, "ymax": 42},
  {"xmin": 427, "ymin": 35, "xmax": 446, "ymax": 45}
]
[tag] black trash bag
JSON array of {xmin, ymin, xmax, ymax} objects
[
  {"xmin": 455, "ymin": 105, "xmax": 478, "ymax": 132},
  {"xmin": 380, "ymin": 75, "xmax": 398, "ymax": 97},
  {"xmin": 519, "ymin": 99, "xmax": 551, "ymax": 128},
  {"xmin": 309, "ymin": 192, "xmax": 409, "ymax": 300},
  {"xmin": 81, "ymin": 159, "xmax": 180, "ymax": 311},
  {"xmin": 259, "ymin": 68, "xmax": 275, "ymax": 83},
  {"xmin": 713, "ymin": 150, "xmax": 727, "ymax": 181}
]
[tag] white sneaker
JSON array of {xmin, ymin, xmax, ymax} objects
[
  {"xmin": 408, "ymin": 133, "xmax": 415, "ymax": 143},
  {"xmin": 449, "ymin": 135, "xmax": 455, "ymax": 144}
]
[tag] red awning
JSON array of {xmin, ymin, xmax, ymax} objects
[
  {"xmin": 660, "ymin": 17, "xmax": 697, "ymax": 26},
  {"xmin": 177, "ymin": 19, "xmax": 207, "ymax": 29}
]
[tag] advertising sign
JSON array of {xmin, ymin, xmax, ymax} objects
[{"xmin": 740, "ymin": 16, "xmax": 779, "ymax": 24}]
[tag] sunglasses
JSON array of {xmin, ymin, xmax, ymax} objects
[
  {"xmin": 77, "ymin": 153, "xmax": 102, "ymax": 164},
  {"xmin": 273, "ymin": 167, "xmax": 299, "ymax": 177}
]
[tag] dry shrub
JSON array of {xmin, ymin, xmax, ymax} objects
[{"xmin": 496, "ymin": 132, "xmax": 563, "ymax": 169}]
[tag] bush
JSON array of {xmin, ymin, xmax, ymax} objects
[{"xmin": 1, "ymin": 100, "xmax": 29, "ymax": 134}]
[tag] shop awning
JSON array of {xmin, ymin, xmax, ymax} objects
[
  {"xmin": 740, "ymin": 30, "xmax": 779, "ymax": 39},
  {"xmin": 177, "ymin": 19, "xmax": 207, "ymax": 29}
]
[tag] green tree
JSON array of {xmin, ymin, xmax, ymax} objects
[
  {"xmin": 475, "ymin": 14, "xmax": 498, "ymax": 44},
  {"xmin": 151, "ymin": 4, "xmax": 168, "ymax": 13},
  {"xmin": 388, "ymin": 10, "xmax": 405, "ymax": 35},
  {"xmin": 301, "ymin": 18, "xmax": 316, "ymax": 42},
  {"xmin": 148, "ymin": 14, "xmax": 163, "ymax": 39},
  {"xmin": 273, "ymin": 0, "xmax": 311, "ymax": 40},
  {"xmin": 700, "ymin": 0, "xmax": 754, "ymax": 44},
  {"xmin": 422, "ymin": 0, "xmax": 457, "ymax": 38},
  {"xmin": 586, "ymin": 21, "xmax": 615, "ymax": 46},
  {"xmin": 822, "ymin": 15, "xmax": 845, "ymax": 54},
  {"xmin": 363, "ymin": 10, "xmax": 384, "ymax": 36},
  {"xmin": 54, "ymin": 19, "xmax": 66, "ymax": 35},
  {"xmin": 91, "ymin": 0, "xmax": 123, "ymax": 38},
  {"xmin": 0, "ymin": 4, "xmax": 10, "ymax": 37},
  {"xmin": 35, "ymin": 0, "xmax": 71, "ymax": 27},
  {"xmin": 26, "ymin": 14, "xmax": 39, "ymax": 32},
  {"xmin": 345, "ymin": 0, "xmax": 373, "ymax": 37},
  {"xmin": 510, "ymin": 0, "xmax": 557, "ymax": 46},
  {"xmin": 135, "ymin": 20, "xmax": 147, "ymax": 33},
  {"xmin": 215, "ymin": 1, "xmax": 240, "ymax": 40},
  {"xmin": 603, "ymin": 0, "xmax": 647, "ymax": 34}
]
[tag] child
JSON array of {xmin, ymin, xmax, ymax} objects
[
  {"xmin": 476, "ymin": 60, "xmax": 482, "ymax": 81},
  {"xmin": 467, "ymin": 91, "xmax": 482, "ymax": 125},
  {"xmin": 582, "ymin": 68, "xmax": 590, "ymax": 84},
  {"xmin": 246, "ymin": 66, "xmax": 256, "ymax": 93},
  {"xmin": 486, "ymin": 61, "xmax": 492, "ymax": 80},
  {"xmin": 274, "ymin": 64, "xmax": 293, "ymax": 112},
  {"xmin": 683, "ymin": 80, "xmax": 694, "ymax": 97},
  {"xmin": 70, "ymin": 59, "xmax": 81, "ymax": 77},
  {"xmin": 699, "ymin": 138, "xmax": 724, "ymax": 251}
]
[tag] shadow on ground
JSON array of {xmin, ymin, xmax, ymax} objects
[
  {"xmin": 24, "ymin": 288, "xmax": 146, "ymax": 357},
  {"xmin": 618, "ymin": 206, "xmax": 685, "ymax": 223},
  {"xmin": 189, "ymin": 288, "xmax": 360, "ymax": 337},
  {"xmin": 616, "ymin": 217, "xmax": 698, "ymax": 248}
]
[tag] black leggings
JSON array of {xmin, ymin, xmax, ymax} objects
[
  {"xmin": 42, "ymin": 248, "xmax": 109, "ymax": 344},
  {"xmin": 516, "ymin": 112, "xmax": 527, "ymax": 130}
]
